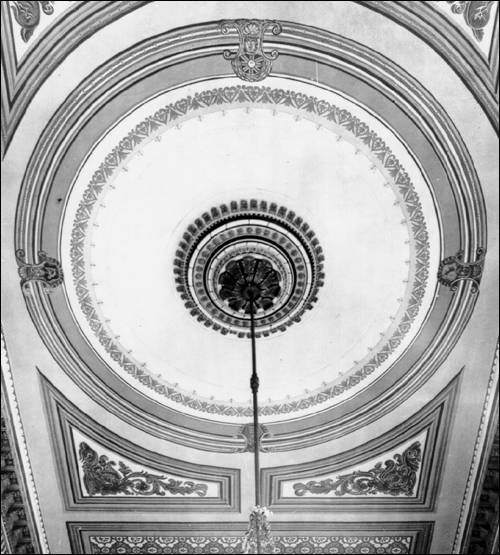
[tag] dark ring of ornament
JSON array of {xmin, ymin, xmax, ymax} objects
[
  {"xmin": 174, "ymin": 199, "xmax": 324, "ymax": 337},
  {"xmin": 70, "ymin": 84, "xmax": 430, "ymax": 416}
]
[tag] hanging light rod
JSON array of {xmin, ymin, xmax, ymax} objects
[{"xmin": 242, "ymin": 288, "xmax": 276, "ymax": 555}]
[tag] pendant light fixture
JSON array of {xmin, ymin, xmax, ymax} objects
[{"xmin": 242, "ymin": 291, "xmax": 276, "ymax": 555}]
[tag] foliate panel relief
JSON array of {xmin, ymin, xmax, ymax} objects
[
  {"xmin": 262, "ymin": 374, "xmax": 459, "ymax": 511},
  {"xmin": 291, "ymin": 440, "xmax": 423, "ymax": 498},
  {"xmin": 67, "ymin": 522, "xmax": 434, "ymax": 554},
  {"xmin": 75, "ymin": 432, "xmax": 213, "ymax": 498},
  {"xmin": 41, "ymin": 375, "xmax": 239, "ymax": 511}
]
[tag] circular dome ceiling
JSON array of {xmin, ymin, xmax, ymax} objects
[{"xmin": 62, "ymin": 77, "xmax": 440, "ymax": 423}]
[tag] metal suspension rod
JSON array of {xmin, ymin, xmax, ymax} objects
[{"xmin": 248, "ymin": 294, "xmax": 261, "ymax": 555}]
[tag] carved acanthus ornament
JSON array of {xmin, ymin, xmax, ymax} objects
[
  {"xmin": 293, "ymin": 442, "xmax": 422, "ymax": 497},
  {"xmin": 10, "ymin": 1, "xmax": 54, "ymax": 42},
  {"xmin": 438, "ymin": 247, "xmax": 485, "ymax": 293},
  {"xmin": 218, "ymin": 256, "xmax": 281, "ymax": 314},
  {"xmin": 16, "ymin": 249, "xmax": 63, "ymax": 291},
  {"xmin": 446, "ymin": 1, "xmax": 495, "ymax": 41},
  {"xmin": 220, "ymin": 19, "xmax": 282, "ymax": 81},
  {"xmin": 78, "ymin": 442, "xmax": 208, "ymax": 497}
]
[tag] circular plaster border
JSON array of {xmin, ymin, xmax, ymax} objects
[
  {"xmin": 69, "ymin": 85, "xmax": 430, "ymax": 418},
  {"xmin": 175, "ymin": 200, "xmax": 325, "ymax": 338}
]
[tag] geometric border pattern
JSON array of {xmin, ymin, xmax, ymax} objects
[
  {"xmin": 40, "ymin": 373, "xmax": 240, "ymax": 512},
  {"xmin": 66, "ymin": 521, "xmax": 435, "ymax": 555},
  {"xmin": 262, "ymin": 373, "xmax": 460, "ymax": 511},
  {"xmin": 69, "ymin": 84, "xmax": 430, "ymax": 418}
]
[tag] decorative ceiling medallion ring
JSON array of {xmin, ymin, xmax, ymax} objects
[
  {"xmin": 174, "ymin": 200, "xmax": 324, "ymax": 338},
  {"xmin": 68, "ymin": 85, "xmax": 432, "ymax": 418}
]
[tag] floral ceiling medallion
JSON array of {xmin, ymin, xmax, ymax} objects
[
  {"xmin": 220, "ymin": 19, "xmax": 282, "ymax": 81},
  {"xmin": 174, "ymin": 200, "xmax": 324, "ymax": 338}
]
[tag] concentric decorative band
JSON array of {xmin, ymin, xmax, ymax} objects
[
  {"xmin": 70, "ymin": 84, "xmax": 430, "ymax": 417},
  {"xmin": 174, "ymin": 200, "xmax": 324, "ymax": 338}
]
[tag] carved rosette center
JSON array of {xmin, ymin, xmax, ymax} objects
[{"xmin": 218, "ymin": 255, "xmax": 281, "ymax": 313}]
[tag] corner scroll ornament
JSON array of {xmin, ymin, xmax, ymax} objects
[
  {"xmin": 446, "ymin": 1, "xmax": 495, "ymax": 42},
  {"xmin": 78, "ymin": 442, "xmax": 208, "ymax": 497},
  {"xmin": 16, "ymin": 249, "xmax": 63, "ymax": 291},
  {"xmin": 10, "ymin": 1, "xmax": 54, "ymax": 42},
  {"xmin": 438, "ymin": 247, "xmax": 485, "ymax": 293},
  {"xmin": 220, "ymin": 19, "xmax": 282, "ymax": 82},
  {"xmin": 293, "ymin": 442, "xmax": 421, "ymax": 497}
]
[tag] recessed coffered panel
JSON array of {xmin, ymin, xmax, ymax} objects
[
  {"xmin": 262, "ymin": 374, "xmax": 458, "ymax": 511},
  {"xmin": 41, "ymin": 375, "xmax": 240, "ymax": 511}
]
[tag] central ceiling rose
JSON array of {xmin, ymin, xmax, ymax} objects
[
  {"xmin": 219, "ymin": 256, "xmax": 281, "ymax": 313},
  {"xmin": 174, "ymin": 200, "xmax": 324, "ymax": 338}
]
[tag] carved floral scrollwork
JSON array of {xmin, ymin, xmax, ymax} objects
[
  {"xmin": 10, "ymin": 1, "xmax": 54, "ymax": 42},
  {"xmin": 446, "ymin": 1, "xmax": 495, "ymax": 41},
  {"xmin": 78, "ymin": 442, "xmax": 208, "ymax": 497},
  {"xmin": 220, "ymin": 19, "xmax": 282, "ymax": 81},
  {"xmin": 437, "ymin": 247, "xmax": 485, "ymax": 293},
  {"xmin": 15, "ymin": 249, "xmax": 63, "ymax": 290},
  {"xmin": 293, "ymin": 442, "xmax": 421, "ymax": 497}
]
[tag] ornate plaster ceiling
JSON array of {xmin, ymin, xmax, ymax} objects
[
  {"xmin": 61, "ymin": 77, "xmax": 440, "ymax": 422},
  {"xmin": 0, "ymin": 2, "xmax": 498, "ymax": 555},
  {"xmin": 10, "ymin": 10, "xmax": 489, "ymax": 454}
]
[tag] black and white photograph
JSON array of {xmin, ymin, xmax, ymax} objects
[{"xmin": 1, "ymin": 2, "xmax": 498, "ymax": 553}]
